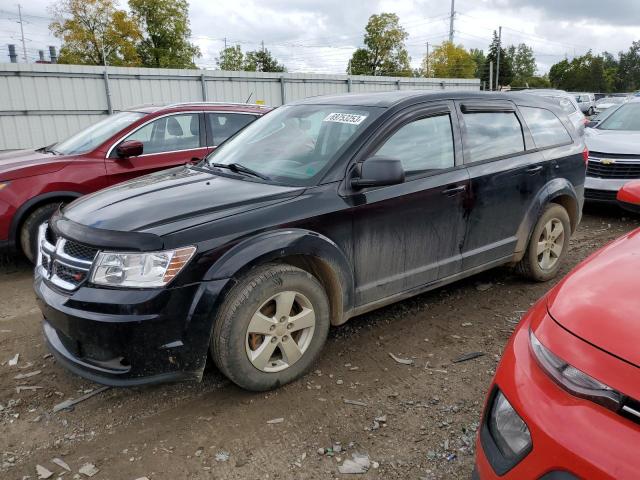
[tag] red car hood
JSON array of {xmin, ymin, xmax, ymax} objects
[
  {"xmin": 547, "ymin": 228, "xmax": 640, "ymax": 367},
  {"xmin": 0, "ymin": 149, "xmax": 71, "ymax": 181}
]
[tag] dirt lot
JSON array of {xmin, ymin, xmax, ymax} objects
[{"xmin": 0, "ymin": 206, "xmax": 636, "ymax": 480}]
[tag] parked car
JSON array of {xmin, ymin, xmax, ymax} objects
[
  {"xmin": 586, "ymin": 103, "xmax": 623, "ymax": 129},
  {"xmin": 571, "ymin": 92, "xmax": 596, "ymax": 115},
  {"xmin": 617, "ymin": 180, "xmax": 640, "ymax": 213},
  {"xmin": 584, "ymin": 98, "xmax": 640, "ymax": 202},
  {"xmin": 0, "ymin": 102, "xmax": 271, "ymax": 261},
  {"xmin": 521, "ymin": 89, "xmax": 586, "ymax": 133},
  {"xmin": 594, "ymin": 95, "xmax": 627, "ymax": 114},
  {"xmin": 473, "ymin": 185, "xmax": 640, "ymax": 479},
  {"xmin": 34, "ymin": 90, "xmax": 586, "ymax": 391}
]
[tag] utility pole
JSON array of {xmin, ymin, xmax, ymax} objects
[
  {"xmin": 261, "ymin": 40, "xmax": 265, "ymax": 52},
  {"xmin": 495, "ymin": 26, "xmax": 502, "ymax": 91},
  {"xmin": 426, "ymin": 42, "xmax": 430, "ymax": 77},
  {"xmin": 17, "ymin": 4, "xmax": 27, "ymax": 62},
  {"xmin": 489, "ymin": 61, "xmax": 493, "ymax": 92},
  {"xmin": 224, "ymin": 37, "xmax": 227, "ymax": 50},
  {"xmin": 448, "ymin": 0, "xmax": 455, "ymax": 43}
]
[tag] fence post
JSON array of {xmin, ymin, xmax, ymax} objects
[
  {"xmin": 347, "ymin": 76, "xmax": 352, "ymax": 93},
  {"xmin": 103, "ymin": 70, "xmax": 113, "ymax": 115},
  {"xmin": 280, "ymin": 76, "xmax": 286, "ymax": 105},
  {"xmin": 200, "ymin": 73, "xmax": 207, "ymax": 101},
  {"xmin": 396, "ymin": 79, "xmax": 401, "ymax": 90}
]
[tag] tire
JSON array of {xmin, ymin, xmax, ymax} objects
[
  {"xmin": 516, "ymin": 204, "xmax": 571, "ymax": 282},
  {"xmin": 20, "ymin": 203, "xmax": 60, "ymax": 263},
  {"xmin": 588, "ymin": 107, "xmax": 595, "ymax": 116},
  {"xmin": 211, "ymin": 263, "xmax": 330, "ymax": 391}
]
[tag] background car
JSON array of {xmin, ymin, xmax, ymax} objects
[
  {"xmin": 521, "ymin": 89, "xmax": 586, "ymax": 133},
  {"xmin": 34, "ymin": 90, "xmax": 586, "ymax": 392},
  {"xmin": 594, "ymin": 95, "xmax": 628, "ymax": 114},
  {"xmin": 0, "ymin": 102, "xmax": 271, "ymax": 260},
  {"xmin": 473, "ymin": 186, "xmax": 640, "ymax": 479},
  {"xmin": 584, "ymin": 98, "xmax": 640, "ymax": 202},
  {"xmin": 571, "ymin": 92, "xmax": 596, "ymax": 115}
]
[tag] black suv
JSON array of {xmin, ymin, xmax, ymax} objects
[{"xmin": 35, "ymin": 91, "xmax": 586, "ymax": 391}]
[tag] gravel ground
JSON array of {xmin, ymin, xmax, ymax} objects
[{"xmin": 0, "ymin": 206, "xmax": 636, "ymax": 480}]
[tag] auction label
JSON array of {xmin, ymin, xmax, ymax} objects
[{"xmin": 323, "ymin": 112, "xmax": 367, "ymax": 125}]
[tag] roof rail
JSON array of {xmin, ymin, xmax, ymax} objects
[{"xmin": 162, "ymin": 101, "xmax": 272, "ymax": 109}]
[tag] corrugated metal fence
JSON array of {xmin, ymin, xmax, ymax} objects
[{"xmin": 0, "ymin": 63, "xmax": 480, "ymax": 150}]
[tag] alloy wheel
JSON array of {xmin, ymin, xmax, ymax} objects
[
  {"xmin": 245, "ymin": 290, "xmax": 316, "ymax": 373},
  {"xmin": 536, "ymin": 218, "xmax": 565, "ymax": 270}
]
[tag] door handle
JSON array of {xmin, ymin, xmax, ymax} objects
[
  {"xmin": 441, "ymin": 185, "xmax": 466, "ymax": 196},
  {"xmin": 526, "ymin": 166, "xmax": 543, "ymax": 175}
]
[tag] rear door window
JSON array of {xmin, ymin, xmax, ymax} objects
[
  {"xmin": 520, "ymin": 106, "xmax": 572, "ymax": 149},
  {"xmin": 122, "ymin": 113, "xmax": 201, "ymax": 155},
  {"xmin": 207, "ymin": 113, "xmax": 257, "ymax": 146},
  {"xmin": 462, "ymin": 111, "xmax": 525, "ymax": 162}
]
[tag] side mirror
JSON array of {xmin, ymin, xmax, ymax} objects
[
  {"xmin": 116, "ymin": 140, "xmax": 144, "ymax": 158},
  {"xmin": 617, "ymin": 181, "xmax": 640, "ymax": 214},
  {"xmin": 351, "ymin": 156, "xmax": 405, "ymax": 189}
]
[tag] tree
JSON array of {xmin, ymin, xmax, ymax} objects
[
  {"xmin": 347, "ymin": 13, "xmax": 411, "ymax": 76},
  {"xmin": 49, "ymin": 0, "xmax": 142, "ymax": 66},
  {"xmin": 549, "ymin": 52, "xmax": 613, "ymax": 92},
  {"xmin": 129, "ymin": 0, "xmax": 200, "ymax": 69},
  {"xmin": 422, "ymin": 41, "xmax": 476, "ymax": 78},
  {"xmin": 243, "ymin": 48, "xmax": 285, "ymax": 72},
  {"xmin": 468, "ymin": 48, "xmax": 486, "ymax": 78},
  {"xmin": 217, "ymin": 45, "xmax": 244, "ymax": 71},
  {"xmin": 482, "ymin": 31, "xmax": 513, "ymax": 88},
  {"xmin": 508, "ymin": 43, "xmax": 536, "ymax": 85},
  {"xmin": 618, "ymin": 41, "xmax": 640, "ymax": 91}
]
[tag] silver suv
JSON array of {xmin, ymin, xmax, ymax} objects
[{"xmin": 571, "ymin": 92, "xmax": 596, "ymax": 116}]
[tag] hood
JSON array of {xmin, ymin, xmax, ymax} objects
[
  {"xmin": 547, "ymin": 228, "xmax": 640, "ymax": 367},
  {"xmin": 63, "ymin": 166, "xmax": 303, "ymax": 235},
  {"xmin": 585, "ymin": 129, "xmax": 640, "ymax": 155},
  {"xmin": 0, "ymin": 149, "xmax": 71, "ymax": 181}
]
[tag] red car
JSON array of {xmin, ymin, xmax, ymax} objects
[
  {"xmin": 474, "ymin": 184, "xmax": 640, "ymax": 479},
  {"xmin": 0, "ymin": 102, "xmax": 270, "ymax": 260}
]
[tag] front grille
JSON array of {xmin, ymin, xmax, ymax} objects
[
  {"xmin": 587, "ymin": 157, "xmax": 640, "ymax": 179},
  {"xmin": 585, "ymin": 189, "xmax": 617, "ymax": 201},
  {"xmin": 39, "ymin": 224, "xmax": 97, "ymax": 291}
]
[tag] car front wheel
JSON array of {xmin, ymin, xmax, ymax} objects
[
  {"xmin": 211, "ymin": 263, "xmax": 330, "ymax": 391},
  {"xmin": 20, "ymin": 203, "xmax": 60, "ymax": 263}
]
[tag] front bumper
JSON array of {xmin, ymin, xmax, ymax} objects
[
  {"xmin": 474, "ymin": 306, "xmax": 640, "ymax": 479},
  {"xmin": 34, "ymin": 273, "xmax": 229, "ymax": 386},
  {"xmin": 584, "ymin": 176, "xmax": 629, "ymax": 203}
]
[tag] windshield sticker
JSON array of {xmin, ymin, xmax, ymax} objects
[{"xmin": 323, "ymin": 112, "xmax": 367, "ymax": 125}]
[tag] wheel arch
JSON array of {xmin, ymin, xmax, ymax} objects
[{"xmin": 204, "ymin": 229, "xmax": 355, "ymax": 326}]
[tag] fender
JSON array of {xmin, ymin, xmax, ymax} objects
[
  {"xmin": 513, "ymin": 178, "xmax": 579, "ymax": 259},
  {"xmin": 204, "ymin": 228, "xmax": 355, "ymax": 323},
  {"xmin": 8, "ymin": 190, "xmax": 83, "ymax": 249}
]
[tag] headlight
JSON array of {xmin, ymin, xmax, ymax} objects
[
  {"xmin": 488, "ymin": 391, "xmax": 532, "ymax": 460},
  {"xmin": 529, "ymin": 329, "xmax": 622, "ymax": 410},
  {"xmin": 91, "ymin": 246, "xmax": 196, "ymax": 288}
]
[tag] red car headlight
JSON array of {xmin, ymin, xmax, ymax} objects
[{"xmin": 529, "ymin": 329, "xmax": 622, "ymax": 411}]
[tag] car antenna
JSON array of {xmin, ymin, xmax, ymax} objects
[{"xmin": 244, "ymin": 92, "xmax": 253, "ymax": 104}]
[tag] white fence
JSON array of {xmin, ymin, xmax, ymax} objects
[{"xmin": 0, "ymin": 63, "xmax": 480, "ymax": 150}]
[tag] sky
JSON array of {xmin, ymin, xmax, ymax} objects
[{"xmin": 0, "ymin": 0, "xmax": 639, "ymax": 76}]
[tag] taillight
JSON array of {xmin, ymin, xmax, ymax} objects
[{"xmin": 582, "ymin": 147, "xmax": 589, "ymax": 165}]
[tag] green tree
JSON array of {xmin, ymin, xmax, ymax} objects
[
  {"xmin": 129, "ymin": 0, "xmax": 200, "ymax": 68},
  {"xmin": 422, "ymin": 41, "xmax": 476, "ymax": 78},
  {"xmin": 618, "ymin": 41, "xmax": 640, "ymax": 91},
  {"xmin": 49, "ymin": 0, "xmax": 142, "ymax": 66},
  {"xmin": 217, "ymin": 45, "xmax": 244, "ymax": 71},
  {"xmin": 549, "ymin": 52, "xmax": 614, "ymax": 92},
  {"xmin": 508, "ymin": 43, "xmax": 536, "ymax": 85},
  {"xmin": 468, "ymin": 48, "xmax": 486, "ymax": 78},
  {"xmin": 243, "ymin": 48, "xmax": 285, "ymax": 72},
  {"xmin": 347, "ymin": 13, "xmax": 411, "ymax": 76},
  {"xmin": 482, "ymin": 31, "xmax": 513, "ymax": 88}
]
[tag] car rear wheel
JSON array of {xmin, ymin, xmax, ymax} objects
[
  {"xmin": 211, "ymin": 263, "xmax": 330, "ymax": 391},
  {"xmin": 20, "ymin": 203, "xmax": 60, "ymax": 263},
  {"xmin": 516, "ymin": 204, "xmax": 571, "ymax": 282}
]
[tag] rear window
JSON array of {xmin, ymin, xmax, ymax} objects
[
  {"xmin": 520, "ymin": 107, "xmax": 572, "ymax": 148},
  {"xmin": 554, "ymin": 97, "xmax": 577, "ymax": 114},
  {"xmin": 462, "ymin": 111, "xmax": 525, "ymax": 162}
]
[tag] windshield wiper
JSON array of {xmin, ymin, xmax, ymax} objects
[{"xmin": 208, "ymin": 162, "xmax": 271, "ymax": 181}]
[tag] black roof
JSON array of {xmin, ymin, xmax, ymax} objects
[{"xmin": 293, "ymin": 90, "xmax": 526, "ymax": 108}]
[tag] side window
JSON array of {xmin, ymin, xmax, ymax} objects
[
  {"xmin": 123, "ymin": 113, "xmax": 201, "ymax": 154},
  {"xmin": 376, "ymin": 114, "xmax": 455, "ymax": 174},
  {"xmin": 207, "ymin": 113, "xmax": 257, "ymax": 146},
  {"xmin": 462, "ymin": 111, "xmax": 524, "ymax": 162},
  {"xmin": 520, "ymin": 106, "xmax": 572, "ymax": 149}
]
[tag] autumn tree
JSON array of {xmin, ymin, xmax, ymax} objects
[
  {"xmin": 129, "ymin": 0, "xmax": 200, "ymax": 68},
  {"xmin": 422, "ymin": 41, "xmax": 476, "ymax": 78},
  {"xmin": 217, "ymin": 45, "xmax": 244, "ymax": 71},
  {"xmin": 243, "ymin": 48, "xmax": 285, "ymax": 72},
  {"xmin": 347, "ymin": 13, "xmax": 411, "ymax": 76},
  {"xmin": 49, "ymin": 0, "xmax": 142, "ymax": 66}
]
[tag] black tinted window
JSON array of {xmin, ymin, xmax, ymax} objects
[
  {"xmin": 376, "ymin": 115, "xmax": 455, "ymax": 173},
  {"xmin": 463, "ymin": 111, "xmax": 524, "ymax": 162},
  {"xmin": 207, "ymin": 113, "xmax": 257, "ymax": 145},
  {"xmin": 520, "ymin": 107, "xmax": 572, "ymax": 148}
]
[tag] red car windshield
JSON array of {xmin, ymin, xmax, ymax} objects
[{"xmin": 52, "ymin": 111, "xmax": 146, "ymax": 155}]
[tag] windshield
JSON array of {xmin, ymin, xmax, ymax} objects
[
  {"xmin": 205, "ymin": 104, "xmax": 381, "ymax": 185},
  {"xmin": 599, "ymin": 103, "xmax": 640, "ymax": 131},
  {"xmin": 53, "ymin": 111, "xmax": 146, "ymax": 155}
]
